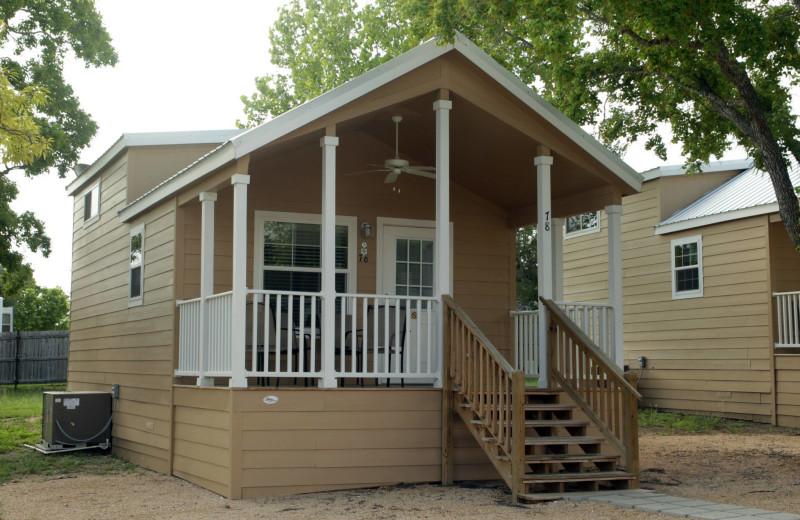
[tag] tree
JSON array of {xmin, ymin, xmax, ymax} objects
[
  {"xmin": 0, "ymin": 262, "xmax": 34, "ymax": 304},
  {"xmin": 0, "ymin": 0, "xmax": 117, "ymax": 277},
  {"xmin": 13, "ymin": 285, "xmax": 70, "ymax": 331},
  {"xmin": 516, "ymin": 226, "xmax": 538, "ymax": 309},
  {"xmin": 239, "ymin": 0, "xmax": 422, "ymax": 127},
  {"xmin": 400, "ymin": 0, "xmax": 800, "ymax": 248}
]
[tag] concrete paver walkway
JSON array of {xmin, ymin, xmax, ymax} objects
[{"xmin": 568, "ymin": 489, "xmax": 800, "ymax": 520}]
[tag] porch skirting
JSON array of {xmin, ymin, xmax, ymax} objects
[{"xmin": 170, "ymin": 386, "xmax": 499, "ymax": 499}]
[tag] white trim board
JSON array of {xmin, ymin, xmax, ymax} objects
[
  {"xmin": 655, "ymin": 203, "xmax": 778, "ymax": 235},
  {"xmin": 252, "ymin": 210, "xmax": 358, "ymax": 295}
]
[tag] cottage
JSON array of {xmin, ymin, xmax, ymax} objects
[
  {"xmin": 66, "ymin": 34, "xmax": 642, "ymax": 501},
  {"xmin": 562, "ymin": 159, "xmax": 800, "ymax": 426}
]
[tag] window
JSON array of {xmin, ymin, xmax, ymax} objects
[
  {"xmin": 1, "ymin": 310, "xmax": 12, "ymax": 332},
  {"xmin": 254, "ymin": 211, "xmax": 357, "ymax": 296},
  {"xmin": 129, "ymin": 225, "xmax": 144, "ymax": 306},
  {"xmin": 671, "ymin": 235, "xmax": 703, "ymax": 299},
  {"xmin": 395, "ymin": 238, "xmax": 434, "ymax": 297},
  {"xmin": 565, "ymin": 211, "xmax": 600, "ymax": 237},
  {"xmin": 83, "ymin": 181, "xmax": 100, "ymax": 225}
]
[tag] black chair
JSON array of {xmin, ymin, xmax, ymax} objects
[{"xmin": 245, "ymin": 300, "xmax": 308, "ymax": 386}]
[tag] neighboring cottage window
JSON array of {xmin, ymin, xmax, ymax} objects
[
  {"xmin": 1, "ymin": 311, "xmax": 11, "ymax": 332},
  {"xmin": 129, "ymin": 225, "xmax": 144, "ymax": 306},
  {"xmin": 671, "ymin": 235, "xmax": 703, "ymax": 299},
  {"xmin": 565, "ymin": 211, "xmax": 599, "ymax": 237},
  {"xmin": 83, "ymin": 181, "xmax": 100, "ymax": 225},
  {"xmin": 255, "ymin": 211, "xmax": 357, "ymax": 297}
]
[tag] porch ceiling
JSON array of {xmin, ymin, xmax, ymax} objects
[{"xmin": 251, "ymin": 91, "xmax": 628, "ymax": 220}]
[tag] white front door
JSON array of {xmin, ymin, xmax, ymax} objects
[{"xmin": 381, "ymin": 225, "xmax": 436, "ymax": 379}]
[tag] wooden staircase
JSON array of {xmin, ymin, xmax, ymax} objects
[{"xmin": 441, "ymin": 296, "xmax": 641, "ymax": 503}]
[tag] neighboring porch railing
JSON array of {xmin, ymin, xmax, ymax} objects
[
  {"xmin": 511, "ymin": 301, "xmax": 614, "ymax": 376},
  {"xmin": 539, "ymin": 297, "xmax": 640, "ymax": 479},
  {"xmin": 175, "ymin": 289, "xmax": 440, "ymax": 385},
  {"xmin": 774, "ymin": 291, "xmax": 800, "ymax": 348}
]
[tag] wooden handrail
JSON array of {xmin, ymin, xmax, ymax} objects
[
  {"xmin": 540, "ymin": 296, "xmax": 641, "ymax": 477},
  {"xmin": 539, "ymin": 297, "xmax": 640, "ymax": 398},
  {"xmin": 443, "ymin": 295, "xmax": 514, "ymax": 375}
]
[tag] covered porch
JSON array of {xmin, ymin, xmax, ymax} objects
[{"xmin": 169, "ymin": 87, "xmax": 633, "ymax": 390}]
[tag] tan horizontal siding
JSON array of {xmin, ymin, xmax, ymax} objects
[
  {"xmin": 232, "ymin": 388, "xmax": 497, "ymax": 498},
  {"xmin": 68, "ymin": 153, "xmax": 177, "ymax": 473},
  {"xmin": 563, "ymin": 179, "xmax": 773, "ymax": 419}
]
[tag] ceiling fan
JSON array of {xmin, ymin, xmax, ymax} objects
[{"xmin": 348, "ymin": 115, "xmax": 436, "ymax": 185}]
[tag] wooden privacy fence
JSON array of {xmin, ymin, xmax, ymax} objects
[
  {"xmin": 0, "ymin": 331, "xmax": 69, "ymax": 386},
  {"xmin": 539, "ymin": 297, "xmax": 641, "ymax": 478}
]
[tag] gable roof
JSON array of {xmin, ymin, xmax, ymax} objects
[
  {"xmin": 67, "ymin": 129, "xmax": 243, "ymax": 196},
  {"xmin": 655, "ymin": 162, "xmax": 800, "ymax": 234},
  {"xmin": 118, "ymin": 33, "xmax": 641, "ymax": 223},
  {"xmin": 640, "ymin": 159, "xmax": 753, "ymax": 182}
]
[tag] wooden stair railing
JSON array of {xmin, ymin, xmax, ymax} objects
[
  {"xmin": 539, "ymin": 297, "xmax": 642, "ymax": 483},
  {"xmin": 441, "ymin": 295, "xmax": 528, "ymax": 501}
]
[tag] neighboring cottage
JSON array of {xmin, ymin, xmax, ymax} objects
[
  {"xmin": 0, "ymin": 297, "xmax": 12, "ymax": 332},
  {"xmin": 66, "ymin": 34, "xmax": 644, "ymax": 501},
  {"xmin": 563, "ymin": 159, "xmax": 800, "ymax": 427}
]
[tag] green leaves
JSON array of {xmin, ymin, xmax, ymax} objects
[
  {"xmin": 239, "ymin": 0, "xmax": 423, "ymax": 127},
  {"xmin": 12, "ymin": 285, "xmax": 70, "ymax": 331}
]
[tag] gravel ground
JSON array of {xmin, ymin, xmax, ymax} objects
[{"xmin": 1, "ymin": 429, "xmax": 798, "ymax": 520}]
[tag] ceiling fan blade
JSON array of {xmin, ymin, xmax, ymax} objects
[
  {"xmin": 402, "ymin": 167, "xmax": 436, "ymax": 179},
  {"xmin": 409, "ymin": 165, "xmax": 436, "ymax": 171},
  {"xmin": 384, "ymin": 170, "xmax": 400, "ymax": 184},
  {"xmin": 344, "ymin": 169, "xmax": 388, "ymax": 176}
]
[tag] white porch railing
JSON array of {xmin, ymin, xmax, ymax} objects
[
  {"xmin": 176, "ymin": 289, "xmax": 441, "ymax": 385},
  {"xmin": 246, "ymin": 289, "xmax": 322, "ymax": 380},
  {"xmin": 510, "ymin": 310, "xmax": 538, "ymax": 376},
  {"xmin": 336, "ymin": 294, "xmax": 439, "ymax": 381},
  {"xmin": 511, "ymin": 301, "xmax": 614, "ymax": 376},
  {"xmin": 175, "ymin": 291, "xmax": 233, "ymax": 378},
  {"xmin": 176, "ymin": 297, "xmax": 201, "ymax": 376},
  {"xmin": 775, "ymin": 291, "xmax": 800, "ymax": 348}
]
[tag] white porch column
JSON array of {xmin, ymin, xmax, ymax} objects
[
  {"xmin": 320, "ymin": 135, "xmax": 339, "ymax": 388},
  {"xmin": 229, "ymin": 174, "xmax": 250, "ymax": 388},
  {"xmin": 198, "ymin": 192, "xmax": 217, "ymax": 387},
  {"xmin": 606, "ymin": 204, "xmax": 624, "ymax": 367},
  {"xmin": 434, "ymin": 98, "xmax": 452, "ymax": 389},
  {"xmin": 552, "ymin": 217, "xmax": 564, "ymax": 302},
  {"xmin": 535, "ymin": 153, "xmax": 554, "ymax": 388}
]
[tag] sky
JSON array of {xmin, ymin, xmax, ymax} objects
[{"xmin": 9, "ymin": 1, "xmax": 756, "ymax": 293}]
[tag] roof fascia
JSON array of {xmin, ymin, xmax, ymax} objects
[
  {"xmin": 654, "ymin": 202, "xmax": 777, "ymax": 235},
  {"xmin": 231, "ymin": 38, "xmax": 452, "ymax": 159},
  {"xmin": 641, "ymin": 159, "xmax": 753, "ymax": 182},
  {"xmin": 118, "ymin": 143, "xmax": 236, "ymax": 223},
  {"xmin": 66, "ymin": 130, "xmax": 242, "ymax": 196},
  {"xmin": 448, "ymin": 34, "xmax": 642, "ymax": 192},
  {"xmin": 67, "ymin": 136, "xmax": 126, "ymax": 196}
]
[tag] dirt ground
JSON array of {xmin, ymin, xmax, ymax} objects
[{"xmin": 1, "ymin": 427, "xmax": 799, "ymax": 520}]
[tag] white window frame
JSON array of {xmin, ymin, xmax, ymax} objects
[
  {"xmin": 83, "ymin": 180, "xmax": 101, "ymax": 227},
  {"xmin": 1, "ymin": 306, "xmax": 12, "ymax": 333},
  {"xmin": 564, "ymin": 211, "xmax": 601, "ymax": 239},
  {"xmin": 253, "ymin": 211, "xmax": 357, "ymax": 295},
  {"xmin": 671, "ymin": 234, "xmax": 703, "ymax": 299},
  {"xmin": 129, "ymin": 224, "xmax": 144, "ymax": 307}
]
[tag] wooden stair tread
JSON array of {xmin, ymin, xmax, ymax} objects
[
  {"xmin": 525, "ymin": 435, "xmax": 604, "ymax": 445},
  {"xmin": 524, "ymin": 403, "xmax": 577, "ymax": 411},
  {"xmin": 524, "ymin": 389, "xmax": 563, "ymax": 395},
  {"xmin": 526, "ymin": 419, "xmax": 589, "ymax": 427},
  {"xmin": 524, "ymin": 453, "xmax": 619, "ymax": 463},
  {"xmin": 496, "ymin": 453, "xmax": 619, "ymax": 463},
  {"xmin": 523, "ymin": 470, "xmax": 635, "ymax": 484}
]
